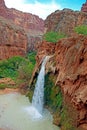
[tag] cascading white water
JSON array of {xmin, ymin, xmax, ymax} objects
[{"xmin": 32, "ymin": 56, "xmax": 50, "ymax": 114}]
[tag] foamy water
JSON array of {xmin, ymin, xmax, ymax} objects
[{"xmin": 0, "ymin": 93, "xmax": 60, "ymax": 130}]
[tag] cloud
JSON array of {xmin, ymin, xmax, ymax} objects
[{"xmin": 4, "ymin": 0, "xmax": 61, "ymax": 19}]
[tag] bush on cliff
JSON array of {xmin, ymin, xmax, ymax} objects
[
  {"xmin": 43, "ymin": 31, "xmax": 66, "ymax": 43},
  {"xmin": 75, "ymin": 25, "xmax": 87, "ymax": 35}
]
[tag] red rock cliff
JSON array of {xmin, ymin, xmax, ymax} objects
[
  {"xmin": 45, "ymin": 9, "xmax": 87, "ymax": 36},
  {"xmin": 36, "ymin": 35, "xmax": 87, "ymax": 130},
  {"xmin": 0, "ymin": 16, "xmax": 27, "ymax": 60},
  {"xmin": 0, "ymin": 0, "xmax": 44, "ymax": 56},
  {"xmin": 0, "ymin": 0, "xmax": 44, "ymax": 32},
  {"xmin": 55, "ymin": 35, "xmax": 87, "ymax": 129}
]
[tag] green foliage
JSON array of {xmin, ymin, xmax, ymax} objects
[
  {"xmin": 0, "ymin": 52, "xmax": 36, "ymax": 89},
  {"xmin": 43, "ymin": 31, "xmax": 66, "ymax": 43},
  {"xmin": 61, "ymin": 107, "xmax": 76, "ymax": 130},
  {"xmin": 18, "ymin": 61, "xmax": 34, "ymax": 81},
  {"xmin": 44, "ymin": 74, "xmax": 63, "ymax": 111},
  {"xmin": 18, "ymin": 52, "xmax": 36, "ymax": 81},
  {"xmin": 26, "ymin": 52, "xmax": 36, "ymax": 65},
  {"xmin": 74, "ymin": 25, "xmax": 87, "ymax": 35},
  {"xmin": 44, "ymin": 74, "xmax": 76, "ymax": 130},
  {"xmin": 0, "ymin": 56, "xmax": 25, "ymax": 79}
]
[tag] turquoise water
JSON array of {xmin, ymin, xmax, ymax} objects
[{"xmin": 0, "ymin": 92, "xmax": 60, "ymax": 130}]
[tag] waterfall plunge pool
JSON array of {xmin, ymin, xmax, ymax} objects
[{"xmin": 0, "ymin": 92, "xmax": 60, "ymax": 130}]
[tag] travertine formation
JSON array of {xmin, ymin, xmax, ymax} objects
[
  {"xmin": 45, "ymin": 9, "xmax": 87, "ymax": 36},
  {"xmin": 55, "ymin": 35, "xmax": 87, "ymax": 128},
  {"xmin": 36, "ymin": 35, "xmax": 87, "ymax": 129}
]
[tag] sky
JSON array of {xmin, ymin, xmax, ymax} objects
[{"xmin": 4, "ymin": 0, "xmax": 86, "ymax": 20}]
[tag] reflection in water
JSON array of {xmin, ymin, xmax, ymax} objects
[{"xmin": 0, "ymin": 93, "xmax": 60, "ymax": 130}]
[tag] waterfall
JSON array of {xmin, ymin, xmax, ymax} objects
[{"xmin": 32, "ymin": 56, "xmax": 50, "ymax": 114}]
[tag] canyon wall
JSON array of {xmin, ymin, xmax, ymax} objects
[
  {"xmin": 0, "ymin": 16, "xmax": 27, "ymax": 60},
  {"xmin": 0, "ymin": 0, "xmax": 44, "ymax": 32},
  {"xmin": 35, "ymin": 35, "xmax": 87, "ymax": 130},
  {"xmin": 0, "ymin": 0, "xmax": 44, "ymax": 58},
  {"xmin": 45, "ymin": 9, "xmax": 87, "ymax": 36}
]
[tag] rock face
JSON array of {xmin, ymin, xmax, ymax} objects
[
  {"xmin": 0, "ymin": 0, "xmax": 44, "ymax": 55},
  {"xmin": 55, "ymin": 35, "xmax": 87, "ymax": 128},
  {"xmin": 36, "ymin": 35, "xmax": 87, "ymax": 129},
  {"xmin": 81, "ymin": 0, "xmax": 87, "ymax": 13},
  {"xmin": 45, "ymin": 9, "xmax": 87, "ymax": 36},
  {"xmin": 0, "ymin": 16, "xmax": 27, "ymax": 60},
  {"xmin": 0, "ymin": 0, "xmax": 44, "ymax": 32}
]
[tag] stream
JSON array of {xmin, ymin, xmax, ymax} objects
[{"xmin": 0, "ymin": 92, "xmax": 60, "ymax": 130}]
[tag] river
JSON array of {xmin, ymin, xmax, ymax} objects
[{"xmin": 0, "ymin": 92, "xmax": 60, "ymax": 130}]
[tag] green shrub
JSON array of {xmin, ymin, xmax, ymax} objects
[
  {"xmin": 18, "ymin": 52, "xmax": 36, "ymax": 82},
  {"xmin": 75, "ymin": 25, "xmax": 87, "ymax": 35},
  {"xmin": 0, "ymin": 56, "xmax": 27, "ymax": 79},
  {"xmin": 18, "ymin": 61, "xmax": 34, "ymax": 81},
  {"xmin": 26, "ymin": 51, "xmax": 36, "ymax": 65},
  {"xmin": 43, "ymin": 31, "xmax": 66, "ymax": 43},
  {"xmin": 0, "ymin": 52, "xmax": 36, "ymax": 82},
  {"xmin": 0, "ymin": 57, "xmax": 25, "ymax": 89}
]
